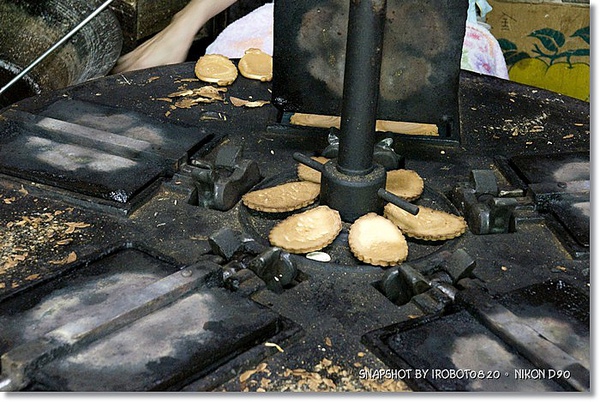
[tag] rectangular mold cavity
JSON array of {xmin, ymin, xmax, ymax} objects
[{"xmin": 362, "ymin": 280, "xmax": 589, "ymax": 392}]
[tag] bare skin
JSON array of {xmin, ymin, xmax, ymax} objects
[{"xmin": 111, "ymin": 0, "xmax": 238, "ymax": 74}]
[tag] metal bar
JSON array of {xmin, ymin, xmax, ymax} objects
[
  {"xmin": 0, "ymin": 0, "xmax": 116, "ymax": 98},
  {"xmin": 377, "ymin": 188, "xmax": 420, "ymax": 215},
  {"xmin": 337, "ymin": 0, "xmax": 387, "ymax": 175},
  {"xmin": 293, "ymin": 152, "xmax": 325, "ymax": 172}
]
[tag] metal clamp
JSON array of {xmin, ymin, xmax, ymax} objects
[
  {"xmin": 451, "ymin": 169, "xmax": 518, "ymax": 234},
  {"xmin": 247, "ymin": 247, "xmax": 298, "ymax": 294},
  {"xmin": 322, "ymin": 134, "xmax": 404, "ymax": 171},
  {"xmin": 191, "ymin": 145, "xmax": 261, "ymax": 211},
  {"xmin": 379, "ymin": 248, "xmax": 476, "ymax": 312}
]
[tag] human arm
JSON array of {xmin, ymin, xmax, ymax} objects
[{"xmin": 111, "ymin": 0, "xmax": 238, "ymax": 74}]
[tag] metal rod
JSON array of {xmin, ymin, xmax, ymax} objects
[
  {"xmin": 293, "ymin": 152, "xmax": 325, "ymax": 172},
  {"xmin": 377, "ymin": 188, "xmax": 420, "ymax": 215},
  {"xmin": 0, "ymin": 0, "xmax": 116, "ymax": 98},
  {"xmin": 337, "ymin": 0, "xmax": 387, "ymax": 176}
]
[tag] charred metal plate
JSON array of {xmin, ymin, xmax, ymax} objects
[
  {"xmin": 0, "ymin": 249, "xmax": 179, "ymax": 339},
  {"xmin": 545, "ymin": 196, "xmax": 589, "ymax": 248},
  {"xmin": 0, "ymin": 249, "xmax": 288, "ymax": 391},
  {"xmin": 496, "ymin": 280, "xmax": 590, "ymax": 366},
  {"xmin": 272, "ymin": 0, "xmax": 467, "ymax": 135},
  {"xmin": 363, "ymin": 280, "xmax": 589, "ymax": 392},
  {"xmin": 509, "ymin": 152, "xmax": 590, "ymax": 249},
  {"xmin": 366, "ymin": 310, "xmax": 565, "ymax": 391},
  {"xmin": 510, "ymin": 152, "xmax": 589, "ymax": 185},
  {"xmin": 0, "ymin": 99, "xmax": 213, "ymax": 209},
  {"xmin": 30, "ymin": 290, "xmax": 284, "ymax": 391}
]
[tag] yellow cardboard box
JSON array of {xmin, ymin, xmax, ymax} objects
[{"xmin": 486, "ymin": 0, "xmax": 589, "ymax": 101}]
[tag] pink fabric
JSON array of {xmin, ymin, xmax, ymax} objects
[
  {"xmin": 461, "ymin": 21, "xmax": 509, "ymax": 79},
  {"xmin": 207, "ymin": 3, "xmax": 508, "ymax": 79}
]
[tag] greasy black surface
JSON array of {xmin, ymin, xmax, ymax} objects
[{"xmin": 0, "ymin": 63, "xmax": 590, "ymax": 391}]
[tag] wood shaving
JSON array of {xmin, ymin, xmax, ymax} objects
[
  {"xmin": 239, "ymin": 369, "xmax": 257, "ymax": 383},
  {"xmin": 237, "ymin": 358, "xmax": 411, "ymax": 392},
  {"xmin": 49, "ymin": 251, "xmax": 77, "ymax": 265},
  {"xmin": 169, "ymin": 86, "xmax": 227, "ymax": 100},
  {"xmin": 65, "ymin": 222, "xmax": 91, "ymax": 234},
  {"xmin": 177, "ymin": 78, "xmax": 200, "ymax": 83},
  {"xmin": 166, "ymin": 85, "xmax": 228, "ymax": 109},
  {"xmin": 264, "ymin": 342, "xmax": 284, "ymax": 353},
  {"xmin": 1, "ymin": 209, "xmax": 91, "ymax": 274},
  {"xmin": 230, "ymin": 96, "xmax": 270, "ymax": 108},
  {"xmin": 239, "ymin": 362, "xmax": 270, "ymax": 383}
]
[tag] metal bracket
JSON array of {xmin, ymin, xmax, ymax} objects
[
  {"xmin": 379, "ymin": 248, "xmax": 476, "ymax": 312},
  {"xmin": 191, "ymin": 145, "xmax": 262, "ymax": 211},
  {"xmin": 322, "ymin": 134, "xmax": 404, "ymax": 171},
  {"xmin": 451, "ymin": 169, "xmax": 519, "ymax": 235},
  {"xmin": 247, "ymin": 247, "xmax": 298, "ymax": 294}
]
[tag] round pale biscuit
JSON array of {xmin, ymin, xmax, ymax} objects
[
  {"xmin": 385, "ymin": 169, "xmax": 424, "ymax": 201},
  {"xmin": 242, "ymin": 181, "xmax": 320, "ymax": 213},
  {"xmin": 269, "ymin": 205, "xmax": 342, "ymax": 253},
  {"xmin": 238, "ymin": 48, "xmax": 273, "ymax": 82},
  {"xmin": 297, "ymin": 156, "xmax": 329, "ymax": 183},
  {"xmin": 348, "ymin": 213, "xmax": 408, "ymax": 267},
  {"xmin": 384, "ymin": 203, "xmax": 467, "ymax": 241},
  {"xmin": 194, "ymin": 54, "xmax": 238, "ymax": 86}
]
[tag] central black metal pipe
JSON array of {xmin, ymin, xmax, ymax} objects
[
  {"xmin": 337, "ymin": 0, "xmax": 387, "ymax": 175},
  {"xmin": 319, "ymin": 0, "xmax": 388, "ymax": 222}
]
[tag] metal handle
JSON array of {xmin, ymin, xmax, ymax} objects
[
  {"xmin": 293, "ymin": 152, "xmax": 325, "ymax": 172},
  {"xmin": 378, "ymin": 188, "xmax": 420, "ymax": 215}
]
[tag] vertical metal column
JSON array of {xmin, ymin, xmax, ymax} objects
[
  {"xmin": 337, "ymin": 0, "xmax": 387, "ymax": 176},
  {"xmin": 317, "ymin": 0, "xmax": 388, "ymax": 222}
]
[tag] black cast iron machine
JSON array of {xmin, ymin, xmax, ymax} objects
[{"xmin": 0, "ymin": 0, "xmax": 590, "ymax": 392}]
